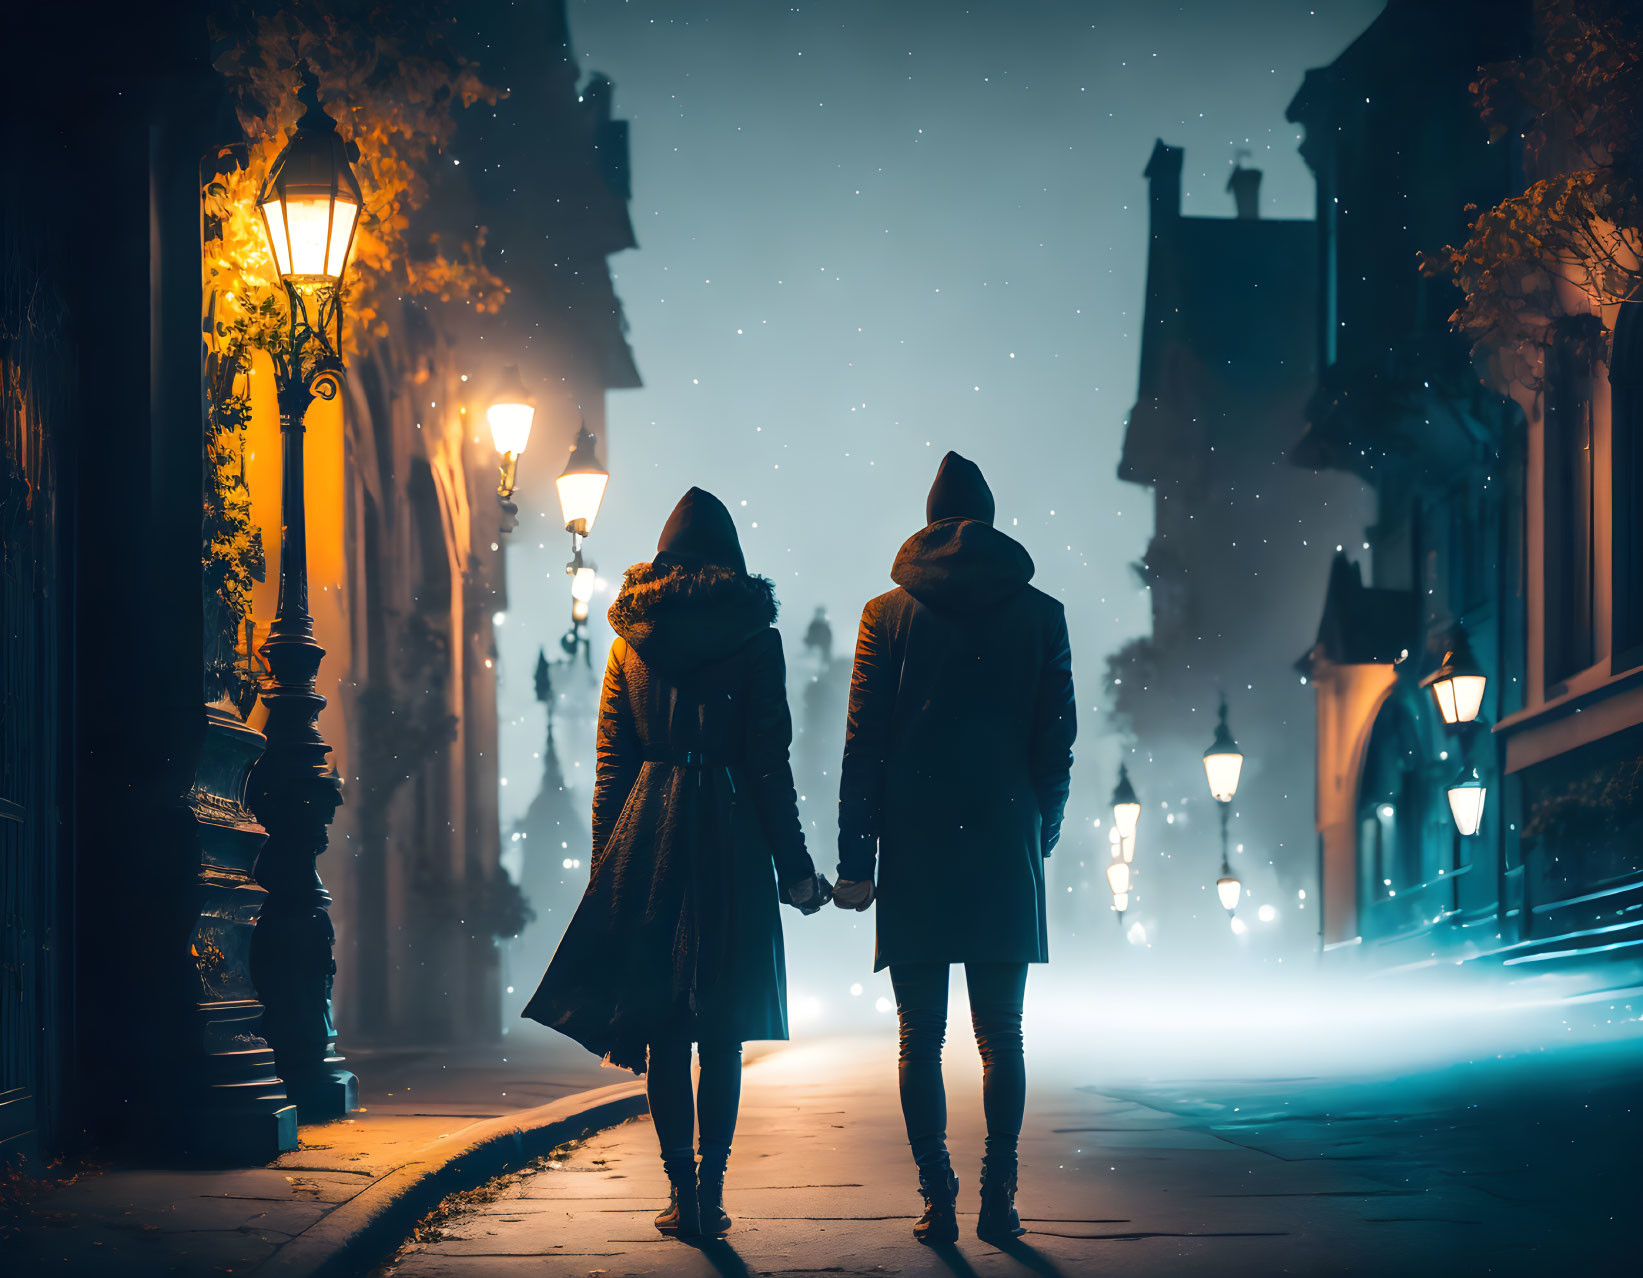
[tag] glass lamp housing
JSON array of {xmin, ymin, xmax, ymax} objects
[
  {"xmin": 487, "ymin": 364, "xmax": 536, "ymax": 458},
  {"xmin": 1421, "ymin": 629, "xmax": 1488, "ymax": 726},
  {"xmin": 1106, "ymin": 860, "xmax": 1132, "ymax": 898},
  {"xmin": 569, "ymin": 564, "xmax": 597, "ymax": 604},
  {"xmin": 1110, "ymin": 763, "xmax": 1141, "ymax": 841},
  {"xmin": 1447, "ymin": 766, "xmax": 1487, "ymax": 837},
  {"xmin": 258, "ymin": 72, "xmax": 362, "ymax": 281},
  {"xmin": 1216, "ymin": 874, "xmax": 1242, "ymax": 914},
  {"xmin": 1203, "ymin": 700, "xmax": 1244, "ymax": 802},
  {"xmin": 1111, "ymin": 891, "xmax": 1129, "ymax": 914},
  {"xmin": 557, "ymin": 426, "xmax": 610, "ymax": 536}
]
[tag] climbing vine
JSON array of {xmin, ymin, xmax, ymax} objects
[
  {"xmin": 200, "ymin": 0, "xmax": 509, "ymax": 708},
  {"xmin": 1423, "ymin": 0, "xmax": 1642, "ymax": 381}
]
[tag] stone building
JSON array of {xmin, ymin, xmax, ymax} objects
[
  {"xmin": 1109, "ymin": 141, "xmax": 1372, "ymax": 943},
  {"xmin": 1292, "ymin": 0, "xmax": 1643, "ymax": 972}
]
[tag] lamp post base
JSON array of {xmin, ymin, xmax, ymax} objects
[{"xmin": 284, "ymin": 1064, "xmax": 358, "ymax": 1123}]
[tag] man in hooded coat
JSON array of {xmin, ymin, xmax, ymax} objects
[{"xmin": 834, "ymin": 452, "xmax": 1076, "ymax": 1244}]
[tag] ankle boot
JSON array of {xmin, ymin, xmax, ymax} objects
[
  {"xmin": 913, "ymin": 1160, "xmax": 960, "ymax": 1245},
  {"xmin": 697, "ymin": 1147, "xmax": 732, "ymax": 1236},
  {"xmin": 654, "ymin": 1154, "xmax": 702, "ymax": 1237},
  {"xmin": 977, "ymin": 1154, "xmax": 1025, "ymax": 1242}
]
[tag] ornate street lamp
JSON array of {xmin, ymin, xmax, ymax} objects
[
  {"xmin": 556, "ymin": 425, "xmax": 609, "ymax": 540},
  {"xmin": 1421, "ymin": 625, "xmax": 1488, "ymax": 726},
  {"xmin": 1204, "ymin": 699, "xmax": 1244, "ymax": 918},
  {"xmin": 245, "ymin": 65, "xmax": 361, "ymax": 1120},
  {"xmin": 1202, "ymin": 701, "xmax": 1244, "ymax": 803},
  {"xmin": 1446, "ymin": 763, "xmax": 1488, "ymax": 838},
  {"xmin": 488, "ymin": 364, "xmax": 536, "ymax": 503},
  {"xmin": 1111, "ymin": 763, "xmax": 1141, "ymax": 845}
]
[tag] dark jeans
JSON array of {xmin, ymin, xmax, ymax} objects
[
  {"xmin": 889, "ymin": 962, "xmax": 1028, "ymax": 1176},
  {"xmin": 646, "ymin": 1035, "xmax": 743, "ymax": 1165}
]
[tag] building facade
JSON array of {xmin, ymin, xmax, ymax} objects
[
  {"xmin": 1110, "ymin": 143, "xmax": 1372, "ymax": 944},
  {"xmin": 1292, "ymin": 0, "xmax": 1643, "ymax": 974},
  {"xmin": 0, "ymin": 0, "xmax": 637, "ymax": 1166}
]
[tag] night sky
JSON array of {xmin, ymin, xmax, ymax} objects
[{"xmin": 496, "ymin": 0, "xmax": 1386, "ymax": 966}]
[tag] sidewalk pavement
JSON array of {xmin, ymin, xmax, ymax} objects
[
  {"xmin": 1, "ymin": 1031, "xmax": 639, "ymax": 1278},
  {"xmin": 383, "ymin": 1031, "xmax": 1635, "ymax": 1278}
]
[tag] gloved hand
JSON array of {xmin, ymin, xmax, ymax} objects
[
  {"xmin": 833, "ymin": 878, "xmax": 874, "ymax": 911},
  {"xmin": 781, "ymin": 873, "xmax": 834, "ymax": 916}
]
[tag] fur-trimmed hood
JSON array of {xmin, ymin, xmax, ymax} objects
[
  {"xmin": 891, "ymin": 517, "xmax": 1035, "ymax": 615},
  {"xmin": 608, "ymin": 561, "xmax": 779, "ymax": 672}
]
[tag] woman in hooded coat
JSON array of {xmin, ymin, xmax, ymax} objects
[{"xmin": 523, "ymin": 487, "xmax": 826, "ymax": 1240}]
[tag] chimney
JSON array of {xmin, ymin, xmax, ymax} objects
[
  {"xmin": 1144, "ymin": 139, "xmax": 1183, "ymax": 226},
  {"xmin": 1227, "ymin": 163, "xmax": 1261, "ymax": 219}
]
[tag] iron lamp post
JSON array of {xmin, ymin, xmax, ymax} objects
[
  {"xmin": 245, "ymin": 66, "xmax": 360, "ymax": 1120},
  {"xmin": 1204, "ymin": 699, "xmax": 1244, "ymax": 918}
]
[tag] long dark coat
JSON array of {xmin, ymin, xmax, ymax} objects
[
  {"xmin": 522, "ymin": 563, "xmax": 815, "ymax": 1072},
  {"xmin": 837, "ymin": 517, "xmax": 1076, "ymax": 971}
]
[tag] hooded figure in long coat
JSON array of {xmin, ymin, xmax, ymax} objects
[
  {"xmin": 834, "ymin": 452, "xmax": 1075, "ymax": 1245},
  {"xmin": 523, "ymin": 487, "xmax": 823, "ymax": 1240}
]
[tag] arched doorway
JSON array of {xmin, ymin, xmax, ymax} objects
[{"xmin": 1355, "ymin": 687, "xmax": 1445, "ymax": 939}]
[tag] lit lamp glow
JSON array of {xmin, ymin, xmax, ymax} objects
[
  {"xmin": 1421, "ymin": 626, "xmax": 1488, "ymax": 726},
  {"xmin": 1111, "ymin": 763, "xmax": 1141, "ymax": 843},
  {"xmin": 1216, "ymin": 873, "xmax": 1243, "ymax": 914},
  {"xmin": 488, "ymin": 364, "xmax": 536, "ymax": 500},
  {"xmin": 258, "ymin": 72, "xmax": 362, "ymax": 281},
  {"xmin": 557, "ymin": 426, "xmax": 610, "ymax": 537},
  {"xmin": 1446, "ymin": 764, "xmax": 1487, "ymax": 837},
  {"xmin": 1105, "ymin": 859, "xmax": 1132, "ymax": 898},
  {"xmin": 1203, "ymin": 700, "xmax": 1244, "ymax": 803}
]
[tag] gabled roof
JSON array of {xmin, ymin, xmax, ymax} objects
[{"xmin": 1298, "ymin": 552, "xmax": 1416, "ymax": 674}]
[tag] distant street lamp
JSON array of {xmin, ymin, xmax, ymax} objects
[
  {"xmin": 1204, "ymin": 699, "xmax": 1244, "ymax": 918},
  {"xmin": 488, "ymin": 364, "xmax": 536, "ymax": 504},
  {"xmin": 247, "ymin": 65, "xmax": 361, "ymax": 1119},
  {"xmin": 1202, "ymin": 700, "xmax": 1244, "ymax": 803},
  {"xmin": 1111, "ymin": 762, "xmax": 1141, "ymax": 845},
  {"xmin": 556, "ymin": 425, "xmax": 610, "ymax": 540},
  {"xmin": 1446, "ymin": 763, "xmax": 1488, "ymax": 837},
  {"xmin": 1421, "ymin": 625, "xmax": 1488, "ymax": 726}
]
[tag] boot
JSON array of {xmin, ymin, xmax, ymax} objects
[
  {"xmin": 654, "ymin": 1154, "xmax": 702, "ymax": 1237},
  {"xmin": 976, "ymin": 1154, "xmax": 1025, "ymax": 1243},
  {"xmin": 913, "ymin": 1160, "xmax": 960, "ymax": 1245},
  {"xmin": 697, "ymin": 1146, "xmax": 732, "ymax": 1236}
]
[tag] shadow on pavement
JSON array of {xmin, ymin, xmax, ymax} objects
[
  {"xmin": 928, "ymin": 1241, "xmax": 982, "ymax": 1277},
  {"xmin": 685, "ymin": 1236, "xmax": 754, "ymax": 1277},
  {"xmin": 996, "ymin": 1237, "xmax": 1070, "ymax": 1276}
]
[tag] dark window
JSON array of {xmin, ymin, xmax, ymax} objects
[
  {"xmin": 1612, "ymin": 302, "xmax": 1643, "ymax": 670},
  {"xmin": 1544, "ymin": 330, "xmax": 1597, "ymax": 686}
]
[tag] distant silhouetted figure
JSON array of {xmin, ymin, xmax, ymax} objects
[
  {"xmin": 833, "ymin": 451, "xmax": 1076, "ymax": 1246},
  {"xmin": 804, "ymin": 605, "xmax": 834, "ymax": 667},
  {"xmin": 522, "ymin": 487, "xmax": 827, "ymax": 1242}
]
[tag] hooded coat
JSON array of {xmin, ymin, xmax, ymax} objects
[
  {"xmin": 838, "ymin": 454, "xmax": 1076, "ymax": 970},
  {"xmin": 522, "ymin": 490, "xmax": 815, "ymax": 1071}
]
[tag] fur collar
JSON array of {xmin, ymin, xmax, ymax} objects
[{"xmin": 608, "ymin": 561, "xmax": 778, "ymax": 671}]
